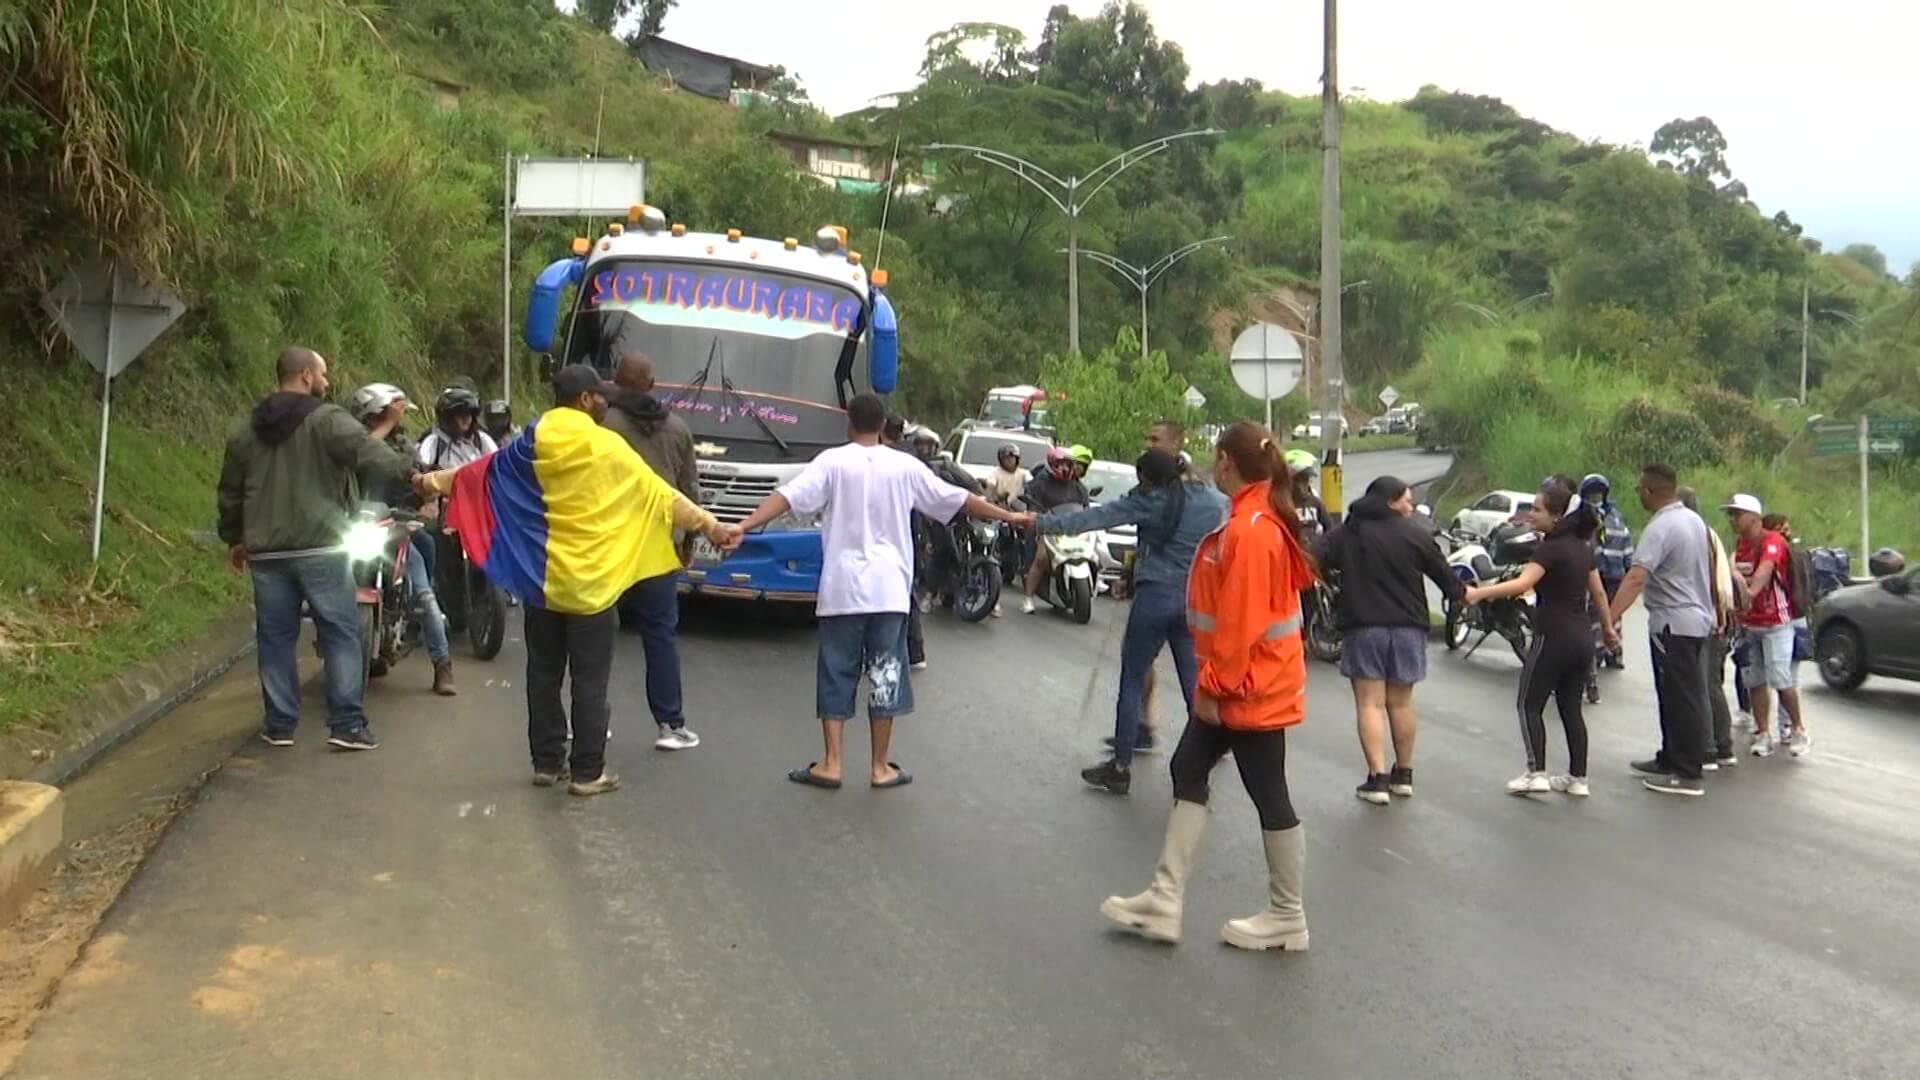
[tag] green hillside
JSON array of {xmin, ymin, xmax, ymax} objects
[{"xmin": 2, "ymin": 0, "xmax": 1914, "ymax": 739}]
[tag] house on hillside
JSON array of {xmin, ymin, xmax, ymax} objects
[
  {"xmin": 765, "ymin": 131, "xmax": 893, "ymax": 194},
  {"xmin": 630, "ymin": 35, "xmax": 777, "ymax": 104}
]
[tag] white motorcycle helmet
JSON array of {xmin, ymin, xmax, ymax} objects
[{"xmin": 348, "ymin": 382, "xmax": 413, "ymax": 425}]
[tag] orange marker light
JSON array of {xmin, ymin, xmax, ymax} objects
[
  {"xmin": 726, "ymin": 229, "xmax": 743, "ymax": 242},
  {"xmin": 571, "ymin": 237, "xmax": 590, "ymax": 256}
]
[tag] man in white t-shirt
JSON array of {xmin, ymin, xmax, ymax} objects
[{"xmin": 736, "ymin": 393, "xmax": 1027, "ymax": 789}]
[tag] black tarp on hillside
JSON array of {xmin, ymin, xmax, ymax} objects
[{"xmin": 632, "ymin": 37, "xmax": 771, "ymax": 100}]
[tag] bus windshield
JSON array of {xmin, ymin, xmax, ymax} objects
[{"xmin": 564, "ymin": 258, "xmax": 867, "ymax": 454}]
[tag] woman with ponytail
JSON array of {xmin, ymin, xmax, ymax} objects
[{"xmin": 1100, "ymin": 422, "xmax": 1316, "ymax": 953}]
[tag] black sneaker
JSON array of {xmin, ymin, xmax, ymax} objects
[
  {"xmin": 327, "ymin": 727, "xmax": 380, "ymax": 752},
  {"xmin": 1081, "ymin": 760, "xmax": 1132, "ymax": 795},
  {"xmin": 1356, "ymin": 774, "xmax": 1391, "ymax": 805},
  {"xmin": 1642, "ymin": 775, "xmax": 1704, "ymax": 797},
  {"xmin": 1388, "ymin": 766, "xmax": 1415, "ymax": 797},
  {"xmin": 531, "ymin": 766, "xmax": 571, "ymax": 787},
  {"xmin": 1585, "ymin": 681, "xmax": 1602, "ymax": 705},
  {"xmin": 1102, "ymin": 732, "xmax": 1159, "ymax": 754},
  {"xmin": 259, "ymin": 730, "xmax": 295, "ymax": 748},
  {"xmin": 1629, "ymin": 757, "xmax": 1671, "ymax": 778}
]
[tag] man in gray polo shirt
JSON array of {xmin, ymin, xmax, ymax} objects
[{"xmin": 1609, "ymin": 463, "xmax": 1717, "ymax": 796}]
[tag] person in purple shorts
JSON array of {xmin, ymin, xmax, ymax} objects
[{"xmin": 1319, "ymin": 476, "xmax": 1466, "ymax": 804}]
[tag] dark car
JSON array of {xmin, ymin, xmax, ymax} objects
[{"xmin": 1812, "ymin": 569, "xmax": 1920, "ymax": 691}]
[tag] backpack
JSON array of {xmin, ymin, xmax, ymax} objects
[
  {"xmin": 1783, "ymin": 539, "xmax": 1814, "ymax": 619},
  {"xmin": 1810, "ymin": 547, "xmax": 1851, "ymax": 599}
]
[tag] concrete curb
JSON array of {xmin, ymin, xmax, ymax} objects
[
  {"xmin": 0, "ymin": 781, "xmax": 63, "ymax": 925},
  {"xmin": 10, "ymin": 608, "xmax": 256, "ymax": 788}
]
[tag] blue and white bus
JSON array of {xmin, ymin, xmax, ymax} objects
[{"xmin": 524, "ymin": 207, "xmax": 899, "ymax": 604}]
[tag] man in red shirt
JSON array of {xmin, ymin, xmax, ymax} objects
[{"xmin": 1724, "ymin": 494, "xmax": 1808, "ymax": 757}]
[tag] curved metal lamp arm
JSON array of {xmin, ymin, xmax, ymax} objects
[
  {"xmin": 1064, "ymin": 248, "xmax": 1148, "ymax": 290},
  {"xmin": 1143, "ymin": 236, "xmax": 1232, "ymax": 289},
  {"xmin": 923, "ymin": 142, "xmax": 1071, "ymax": 214},
  {"xmin": 1075, "ymin": 129, "xmax": 1222, "ymax": 209}
]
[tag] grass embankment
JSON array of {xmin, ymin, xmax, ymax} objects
[
  {"xmin": 1347, "ymin": 434, "xmax": 1421, "ymax": 453},
  {"xmin": 1410, "ymin": 325, "xmax": 1920, "ymax": 555},
  {"xmin": 0, "ymin": 0, "xmax": 816, "ymax": 743}
]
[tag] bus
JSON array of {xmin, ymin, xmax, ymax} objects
[{"xmin": 523, "ymin": 207, "xmax": 899, "ymax": 603}]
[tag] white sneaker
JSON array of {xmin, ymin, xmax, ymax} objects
[
  {"xmin": 1789, "ymin": 730, "xmax": 1812, "ymax": 757},
  {"xmin": 911, "ymin": 659, "xmax": 929, "ymax": 672},
  {"xmin": 991, "ymin": 602, "xmax": 1003, "ymax": 618},
  {"xmin": 1751, "ymin": 733, "xmax": 1775, "ymax": 758},
  {"xmin": 654, "ymin": 725, "xmax": 701, "ymax": 751},
  {"xmin": 1020, "ymin": 597, "xmax": 1036, "ymax": 614},
  {"xmin": 1549, "ymin": 774, "xmax": 1590, "ymax": 797},
  {"xmin": 1702, "ymin": 760, "xmax": 1719, "ymax": 772},
  {"xmin": 1734, "ymin": 711, "xmax": 1755, "ymax": 732},
  {"xmin": 1506, "ymin": 771, "xmax": 1550, "ymax": 795}
]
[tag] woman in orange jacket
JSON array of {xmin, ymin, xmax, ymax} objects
[{"xmin": 1101, "ymin": 421, "xmax": 1317, "ymax": 952}]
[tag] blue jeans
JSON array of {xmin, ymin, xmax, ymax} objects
[
  {"xmin": 402, "ymin": 546, "xmax": 451, "ymax": 664},
  {"xmin": 620, "ymin": 572, "xmax": 685, "ymax": 728},
  {"xmin": 250, "ymin": 553, "xmax": 366, "ymax": 736},
  {"xmin": 816, "ymin": 612, "xmax": 913, "ymax": 720},
  {"xmin": 1114, "ymin": 582, "xmax": 1197, "ymax": 767}
]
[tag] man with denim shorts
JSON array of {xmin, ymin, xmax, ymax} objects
[
  {"xmin": 736, "ymin": 393, "xmax": 1025, "ymax": 789},
  {"xmin": 1725, "ymin": 494, "xmax": 1809, "ymax": 757}
]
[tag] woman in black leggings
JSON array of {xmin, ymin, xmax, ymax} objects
[{"xmin": 1466, "ymin": 476, "xmax": 1618, "ymax": 797}]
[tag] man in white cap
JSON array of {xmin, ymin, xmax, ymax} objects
[{"xmin": 1724, "ymin": 493, "xmax": 1809, "ymax": 757}]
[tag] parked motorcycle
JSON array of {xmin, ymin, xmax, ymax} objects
[
  {"xmin": 1443, "ymin": 526, "xmax": 1535, "ymax": 661},
  {"xmin": 922, "ymin": 513, "xmax": 1002, "ymax": 623},
  {"xmin": 432, "ymin": 524, "xmax": 507, "ymax": 660},
  {"xmin": 1303, "ymin": 575, "xmax": 1343, "ymax": 664},
  {"xmin": 1033, "ymin": 504, "xmax": 1099, "ymax": 624}
]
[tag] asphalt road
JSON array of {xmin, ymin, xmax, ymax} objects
[{"xmin": 17, "ymin": 452, "xmax": 1920, "ymax": 1079}]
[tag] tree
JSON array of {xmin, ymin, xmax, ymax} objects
[
  {"xmin": 576, "ymin": 0, "xmax": 627, "ymax": 33},
  {"xmin": 1650, "ymin": 116, "xmax": 1730, "ymax": 182},
  {"xmin": 1840, "ymin": 242, "xmax": 1889, "ymax": 278},
  {"xmin": 637, "ymin": 0, "xmax": 676, "ymax": 36},
  {"xmin": 1036, "ymin": 331, "xmax": 1189, "ymax": 460},
  {"xmin": 1033, "ymin": 1, "xmax": 1195, "ymax": 142},
  {"xmin": 920, "ymin": 22, "xmax": 1031, "ymax": 82}
]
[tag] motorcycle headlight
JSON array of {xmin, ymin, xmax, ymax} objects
[{"xmin": 343, "ymin": 521, "xmax": 389, "ymax": 562}]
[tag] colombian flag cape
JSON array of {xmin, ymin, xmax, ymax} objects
[{"xmin": 443, "ymin": 407, "xmax": 682, "ymax": 615}]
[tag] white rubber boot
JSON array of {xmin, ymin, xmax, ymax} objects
[
  {"xmin": 1221, "ymin": 825, "xmax": 1309, "ymax": 952},
  {"xmin": 1100, "ymin": 800, "xmax": 1208, "ymax": 943}
]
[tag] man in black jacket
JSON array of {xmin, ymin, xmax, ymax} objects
[
  {"xmin": 217, "ymin": 347, "xmax": 411, "ymax": 752},
  {"xmin": 603, "ymin": 351, "xmax": 704, "ymax": 751},
  {"xmin": 1320, "ymin": 476, "xmax": 1465, "ymax": 804}
]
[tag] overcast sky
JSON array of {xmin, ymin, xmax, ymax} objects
[{"xmin": 616, "ymin": 0, "xmax": 1917, "ymax": 272}]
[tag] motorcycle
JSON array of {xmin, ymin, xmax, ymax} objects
[
  {"xmin": 921, "ymin": 513, "xmax": 1002, "ymax": 623},
  {"xmin": 1033, "ymin": 503, "xmax": 1099, "ymax": 624},
  {"xmin": 431, "ymin": 523, "xmax": 507, "ymax": 660},
  {"xmin": 1443, "ymin": 527, "xmax": 1535, "ymax": 661},
  {"xmin": 342, "ymin": 506, "xmax": 423, "ymax": 694},
  {"xmin": 1303, "ymin": 574, "xmax": 1343, "ymax": 664}
]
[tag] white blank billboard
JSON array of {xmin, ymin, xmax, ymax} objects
[{"xmin": 512, "ymin": 158, "xmax": 646, "ymax": 217}]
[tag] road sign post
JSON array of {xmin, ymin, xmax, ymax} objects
[
  {"xmin": 1378, "ymin": 384, "xmax": 1399, "ymax": 409},
  {"xmin": 1228, "ymin": 323, "xmax": 1304, "ymax": 435},
  {"xmin": 41, "ymin": 262, "xmax": 186, "ymax": 562},
  {"xmin": 1859, "ymin": 415, "xmax": 1870, "ymax": 569}
]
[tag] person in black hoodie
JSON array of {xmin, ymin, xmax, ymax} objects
[
  {"xmin": 1320, "ymin": 475, "xmax": 1464, "ymax": 804},
  {"xmin": 602, "ymin": 352, "xmax": 704, "ymax": 752},
  {"xmin": 216, "ymin": 347, "xmax": 411, "ymax": 752}
]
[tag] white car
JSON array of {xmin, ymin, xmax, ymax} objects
[
  {"xmin": 1291, "ymin": 413, "xmax": 1348, "ymax": 440},
  {"xmin": 1448, "ymin": 489, "xmax": 1537, "ymax": 541},
  {"xmin": 947, "ymin": 427, "xmax": 1055, "ymax": 485},
  {"xmin": 1081, "ymin": 459, "xmax": 1138, "ymax": 588}
]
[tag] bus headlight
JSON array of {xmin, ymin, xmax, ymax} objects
[{"xmin": 343, "ymin": 521, "xmax": 389, "ymax": 562}]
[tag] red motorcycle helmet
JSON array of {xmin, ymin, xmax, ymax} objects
[{"xmin": 1045, "ymin": 446, "xmax": 1074, "ymax": 481}]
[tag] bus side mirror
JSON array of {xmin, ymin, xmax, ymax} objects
[
  {"xmin": 868, "ymin": 289, "xmax": 898, "ymax": 394},
  {"xmin": 524, "ymin": 257, "xmax": 585, "ymax": 354}
]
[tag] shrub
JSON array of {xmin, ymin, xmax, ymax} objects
[
  {"xmin": 1689, "ymin": 385, "xmax": 1788, "ymax": 460},
  {"xmin": 1600, "ymin": 396, "xmax": 1720, "ymax": 470}
]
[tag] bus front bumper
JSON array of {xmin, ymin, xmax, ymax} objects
[{"xmin": 677, "ymin": 528, "xmax": 821, "ymax": 603}]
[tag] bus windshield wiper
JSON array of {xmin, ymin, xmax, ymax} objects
[
  {"xmin": 675, "ymin": 337, "xmax": 720, "ymax": 413},
  {"xmin": 717, "ymin": 349, "xmax": 793, "ymax": 458}
]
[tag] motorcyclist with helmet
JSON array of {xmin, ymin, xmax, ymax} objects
[
  {"xmin": 417, "ymin": 386, "xmax": 499, "ymax": 471},
  {"xmin": 1580, "ymin": 473, "xmax": 1633, "ymax": 671},
  {"xmin": 1020, "ymin": 446, "xmax": 1092, "ymax": 614},
  {"xmin": 348, "ymin": 383, "xmax": 457, "ymax": 696},
  {"xmin": 1068, "ymin": 443, "xmax": 1094, "ymax": 480},
  {"xmin": 481, "ymin": 399, "xmax": 515, "ymax": 445},
  {"xmin": 1286, "ymin": 449, "xmax": 1334, "ymax": 544},
  {"xmin": 904, "ymin": 425, "xmax": 980, "ymax": 623},
  {"xmin": 984, "ymin": 443, "xmax": 1030, "ymax": 503}
]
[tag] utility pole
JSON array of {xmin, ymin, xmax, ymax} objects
[
  {"xmin": 1317, "ymin": 0, "xmax": 1345, "ymax": 515},
  {"xmin": 1067, "ymin": 178, "xmax": 1081, "ymax": 355},
  {"xmin": 1799, "ymin": 278, "xmax": 1810, "ymax": 405}
]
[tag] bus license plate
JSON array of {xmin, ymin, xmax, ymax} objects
[{"xmin": 691, "ymin": 536, "xmax": 723, "ymax": 565}]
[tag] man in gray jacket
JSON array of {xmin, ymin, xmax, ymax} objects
[
  {"xmin": 217, "ymin": 347, "xmax": 410, "ymax": 752},
  {"xmin": 601, "ymin": 351, "xmax": 704, "ymax": 751}
]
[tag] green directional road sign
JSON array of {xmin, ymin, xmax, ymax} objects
[{"xmin": 1869, "ymin": 416, "xmax": 1918, "ymax": 438}]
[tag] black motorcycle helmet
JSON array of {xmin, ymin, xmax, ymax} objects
[
  {"xmin": 1869, "ymin": 546, "xmax": 1907, "ymax": 577},
  {"xmin": 481, "ymin": 398, "xmax": 512, "ymax": 439},
  {"xmin": 435, "ymin": 386, "xmax": 482, "ymax": 429}
]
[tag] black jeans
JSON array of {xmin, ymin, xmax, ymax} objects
[
  {"xmin": 1706, "ymin": 633, "xmax": 1735, "ymax": 759},
  {"xmin": 1648, "ymin": 628, "xmax": 1710, "ymax": 781},
  {"xmin": 525, "ymin": 605, "xmax": 618, "ymax": 781},
  {"xmin": 1170, "ymin": 722, "xmax": 1299, "ymax": 831},
  {"xmin": 1517, "ymin": 626, "xmax": 1591, "ymax": 776}
]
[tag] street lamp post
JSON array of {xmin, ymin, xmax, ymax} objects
[
  {"xmin": 1058, "ymin": 237, "xmax": 1232, "ymax": 358},
  {"xmin": 925, "ymin": 129, "xmax": 1222, "ymax": 354}
]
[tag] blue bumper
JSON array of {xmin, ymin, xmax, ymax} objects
[{"xmin": 679, "ymin": 528, "xmax": 821, "ymax": 603}]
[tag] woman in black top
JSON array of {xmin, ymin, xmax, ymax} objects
[{"xmin": 1466, "ymin": 476, "xmax": 1619, "ymax": 797}]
